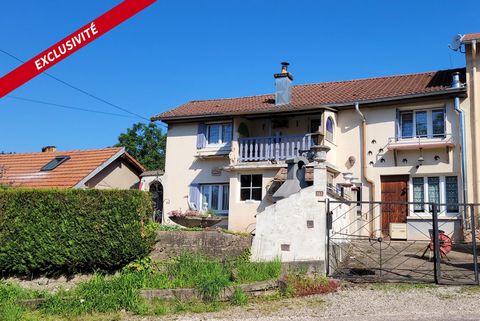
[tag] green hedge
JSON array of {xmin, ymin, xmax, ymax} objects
[{"xmin": 0, "ymin": 189, "xmax": 154, "ymax": 276}]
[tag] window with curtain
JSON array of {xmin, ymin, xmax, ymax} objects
[
  {"xmin": 206, "ymin": 123, "xmax": 232, "ymax": 145},
  {"xmin": 428, "ymin": 177, "xmax": 440, "ymax": 212},
  {"xmin": 398, "ymin": 109, "xmax": 445, "ymax": 139},
  {"xmin": 326, "ymin": 117, "xmax": 334, "ymax": 142},
  {"xmin": 200, "ymin": 184, "xmax": 229, "ymax": 215},
  {"xmin": 446, "ymin": 176, "xmax": 459, "ymax": 212},
  {"xmin": 412, "ymin": 177, "xmax": 424, "ymax": 212}
]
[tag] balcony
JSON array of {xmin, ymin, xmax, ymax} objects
[
  {"xmin": 238, "ymin": 134, "xmax": 313, "ymax": 162},
  {"xmin": 386, "ymin": 134, "xmax": 455, "ymax": 151}
]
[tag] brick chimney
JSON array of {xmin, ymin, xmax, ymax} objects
[
  {"xmin": 42, "ymin": 146, "xmax": 57, "ymax": 153},
  {"xmin": 274, "ymin": 62, "xmax": 293, "ymax": 105}
]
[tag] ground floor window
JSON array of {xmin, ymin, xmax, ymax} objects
[
  {"xmin": 410, "ymin": 176, "xmax": 459, "ymax": 214},
  {"xmin": 240, "ymin": 174, "xmax": 262, "ymax": 201},
  {"xmin": 200, "ymin": 184, "xmax": 229, "ymax": 215}
]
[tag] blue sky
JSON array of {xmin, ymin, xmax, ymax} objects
[{"xmin": 0, "ymin": 0, "xmax": 478, "ymax": 152}]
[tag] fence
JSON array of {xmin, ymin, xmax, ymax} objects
[{"xmin": 325, "ymin": 200, "xmax": 479, "ymax": 285}]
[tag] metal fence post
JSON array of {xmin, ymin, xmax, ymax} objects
[
  {"xmin": 470, "ymin": 205, "xmax": 479, "ymax": 285},
  {"xmin": 432, "ymin": 204, "xmax": 441, "ymax": 284}
]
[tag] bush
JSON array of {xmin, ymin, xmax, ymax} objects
[{"xmin": 0, "ymin": 189, "xmax": 154, "ymax": 275}]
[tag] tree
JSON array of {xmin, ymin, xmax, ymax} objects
[{"xmin": 116, "ymin": 122, "xmax": 166, "ymax": 171}]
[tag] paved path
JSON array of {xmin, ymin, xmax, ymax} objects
[{"xmin": 134, "ymin": 284, "xmax": 480, "ymax": 321}]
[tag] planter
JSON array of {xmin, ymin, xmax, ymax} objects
[{"xmin": 169, "ymin": 215, "xmax": 222, "ymax": 228}]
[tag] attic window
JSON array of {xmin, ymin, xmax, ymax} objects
[{"xmin": 40, "ymin": 156, "xmax": 70, "ymax": 171}]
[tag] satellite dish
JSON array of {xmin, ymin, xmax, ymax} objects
[{"xmin": 449, "ymin": 34, "xmax": 464, "ymax": 51}]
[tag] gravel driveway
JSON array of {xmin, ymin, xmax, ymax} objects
[{"xmin": 134, "ymin": 284, "xmax": 480, "ymax": 321}]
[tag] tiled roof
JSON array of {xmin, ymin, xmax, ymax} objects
[
  {"xmin": 462, "ymin": 33, "xmax": 480, "ymax": 42},
  {"xmin": 0, "ymin": 147, "xmax": 144, "ymax": 188},
  {"xmin": 152, "ymin": 68, "xmax": 466, "ymax": 121}
]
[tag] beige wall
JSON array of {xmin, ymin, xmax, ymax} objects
[
  {"xmin": 464, "ymin": 43, "xmax": 480, "ymax": 204},
  {"xmin": 86, "ymin": 158, "xmax": 140, "ymax": 189},
  {"xmin": 227, "ymin": 168, "xmax": 277, "ymax": 233},
  {"xmin": 163, "ymin": 122, "xmax": 231, "ymax": 218}
]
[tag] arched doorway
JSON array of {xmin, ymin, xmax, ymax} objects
[{"xmin": 149, "ymin": 181, "xmax": 163, "ymax": 222}]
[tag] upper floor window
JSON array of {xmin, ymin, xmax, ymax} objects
[
  {"xmin": 399, "ymin": 109, "xmax": 445, "ymax": 139},
  {"xmin": 326, "ymin": 117, "xmax": 334, "ymax": 142},
  {"xmin": 206, "ymin": 123, "xmax": 232, "ymax": 145}
]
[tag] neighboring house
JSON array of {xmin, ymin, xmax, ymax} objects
[
  {"xmin": 0, "ymin": 146, "xmax": 144, "ymax": 189},
  {"xmin": 139, "ymin": 170, "xmax": 164, "ymax": 221},
  {"xmin": 151, "ymin": 33, "xmax": 480, "ymax": 235}
]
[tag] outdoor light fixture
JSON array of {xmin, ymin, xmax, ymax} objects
[{"xmin": 418, "ymin": 148, "xmax": 424, "ymax": 165}]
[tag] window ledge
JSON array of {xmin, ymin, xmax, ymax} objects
[{"xmin": 196, "ymin": 146, "xmax": 231, "ymax": 158}]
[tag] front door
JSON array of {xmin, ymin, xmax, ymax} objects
[{"xmin": 381, "ymin": 175, "xmax": 409, "ymax": 235}]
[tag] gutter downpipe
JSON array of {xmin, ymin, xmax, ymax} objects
[
  {"xmin": 355, "ymin": 102, "xmax": 375, "ymax": 235},
  {"xmin": 472, "ymin": 40, "xmax": 478, "ymax": 206},
  {"xmin": 452, "ymin": 72, "xmax": 468, "ymax": 227}
]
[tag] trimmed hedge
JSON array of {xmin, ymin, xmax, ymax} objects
[{"xmin": 0, "ymin": 188, "xmax": 154, "ymax": 275}]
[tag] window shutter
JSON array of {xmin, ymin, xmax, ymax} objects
[
  {"xmin": 396, "ymin": 110, "xmax": 401, "ymax": 140},
  {"xmin": 196, "ymin": 123, "xmax": 206, "ymax": 149},
  {"xmin": 188, "ymin": 184, "xmax": 201, "ymax": 211}
]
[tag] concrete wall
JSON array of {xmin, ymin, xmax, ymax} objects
[
  {"xmin": 85, "ymin": 158, "xmax": 140, "ymax": 189},
  {"xmin": 151, "ymin": 230, "xmax": 252, "ymax": 261},
  {"xmin": 251, "ymin": 186, "xmax": 327, "ymax": 262}
]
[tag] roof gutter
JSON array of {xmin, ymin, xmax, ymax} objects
[{"xmin": 152, "ymin": 88, "xmax": 467, "ymax": 122}]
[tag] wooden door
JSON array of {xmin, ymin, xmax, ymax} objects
[{"xmin": 381, "ymin": 175, "xmax": 409, "ymax": 235}]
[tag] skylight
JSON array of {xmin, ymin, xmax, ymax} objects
[{"xmin": 40, "ymin": 156, "xmax": 70, "ymax": 171}]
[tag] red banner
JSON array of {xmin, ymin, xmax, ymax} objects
[{"xmin": 0, "ymin": 0, "xmax": 156, "ymax": 98}]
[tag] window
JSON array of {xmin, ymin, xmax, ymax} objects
[
  {"xmin": 206, "ymin": 123, "xmax": 232, "ymax": 145},
  {"xmin": 200, "ymin": 184, "xmax": 229, "ymax": 215},
  {"xmin": 427, "ymin": 177, "xmax": 440, "ymax": 212},
  {"xmin": 40, "ymin": 156, "xmax": 70, "ymax": 171},
  {"xmin": 398, "ymin": 109, "xmax": 445, "ymax": 139},
  {"xmin": 240, "ymin": 174, "xmax": 262, "ymax": 201},
  {"xmin": 412, "ymin": 177, "xmax": 424, "ymax": 212},
  {"xmin": 326, "ymin": 117, "xmax": 334, "ymax": 142},
  {"xmin": 446, "ymin": 177, "xmax": 459, "ymax": 212},
  {"xmin": 411, "ymin": 176, "xmax": 459, "ymax": 214}
]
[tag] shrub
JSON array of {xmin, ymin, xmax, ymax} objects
[{"xmin": 0, "ymin": 189, "xmax": 154, "ymax": 275}]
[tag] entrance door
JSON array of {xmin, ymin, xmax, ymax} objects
[{"xmin": 381, "ymin": 175, "xmax": 409, "ymax": 235}]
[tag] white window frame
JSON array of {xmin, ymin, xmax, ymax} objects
[
  {"xmin": 408, "ymin": 175, "xmax": 459, "ymax": 217},
  {"xmin": 200, "ymin": 184, "xmax": 229, "ymax": 215},
  {"xmin": 399, "ymin": 108, "xmax": 445, "ymax": 140},
  {"xmin": 206, "ymin": 123, "xmax": 233, "ymax": 147},
  {"xmin": 239, "ymin": 174, "xmax": 263, "ymax": 202}
]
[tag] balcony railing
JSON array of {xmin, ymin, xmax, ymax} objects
[
  {"xmin": 238, "ymin": 134, "xmax": 313, "ymax": 162},
  {"xmin": 387, "ymin": 133, "xmax": 455, "ymax": 151}
]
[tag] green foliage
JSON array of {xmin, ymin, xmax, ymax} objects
[
  {"xmin": 204, "ymin": 208, "xmax": 218, "ymax": 217},
  {"xmin": 116, "ymin": 122, "xmax": 166, "ymax": 171},
  {"xmin": 122, "ymin": 256, "xmax": 154, "ymax": 274},
  {"xmin": 230, "ymin": 287, "xmax": 248, "ymax": 306},
  {"xmin": 0, "ymin": 189, "xmax": 154, "ymax": 275},
  {"xmin": 0, "ymin": 282, "xmax": 45, "ymax": 321},
  {"xmin": 229, "ymin": 250, "xmax": 282, "ymax": 284}
]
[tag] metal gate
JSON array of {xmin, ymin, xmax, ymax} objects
[{"xmin": 326, "ymin": 200, "xmax": 479, "ymax": 285}]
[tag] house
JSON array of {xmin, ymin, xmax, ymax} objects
[
  {"xmin": 151, "ymin": 33, "xmax": 480, "ymax": 239},
  {"xmin": 0, "ymin": 146, "xmax": 144, "ymax": 189}
]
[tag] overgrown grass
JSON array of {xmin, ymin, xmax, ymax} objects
[
  {"xmin": 0, "ymin": 252, "xmax": 283, "ymax": 320},
  {"xmin": 283, "ymin": 273, "xmax": 340, "ymax": 297}
]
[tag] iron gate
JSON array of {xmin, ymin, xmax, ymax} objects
[{"xmin": 326, "ymin": 200, "xmax": 480, "ymax": 285}]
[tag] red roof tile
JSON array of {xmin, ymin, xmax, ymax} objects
[
  {"xmin": 152, "ymin": 68, "xmax": 465, "ymax": 121},
  {"xmin": 0, "ymin": 147, "xmax": 144, "ymax": 188},
  {"xmin": 463, "ymin": 33, "xmax": 480, "ymax": 42}
]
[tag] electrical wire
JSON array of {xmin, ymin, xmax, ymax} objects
[
  {"xmin": 6, "ymin": 95, "xmax": 138, "ymax": 119},
  {"xmin": 0, "ymin": 48, "xmax": 168, "ymax": 128}
]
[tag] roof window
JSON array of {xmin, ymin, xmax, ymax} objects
[{"xmin": 40, "ymin": 156, "xmax": 70, "ymax": 171}]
